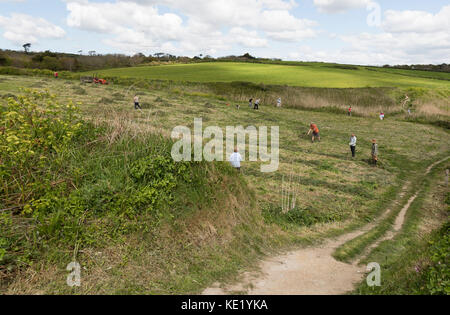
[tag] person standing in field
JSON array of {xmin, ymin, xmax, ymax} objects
[
  {"xmin": 380, "ymin": 112, "xmax": 385, "ymax": 120},
  {"xmin": 254, "ymin": 99, "xmax": 260, "ymax": 110},
  {"xmin": 229, "ymin": 147, "xmax": 243, "ymax": 172},
  {"xmin": 54, "ymin": 72, "xmax": 59, "ymax": 79},
  {"xmin": 348, "ymin": 106, "xmax": 352, "ymax": 116},
  {"xmin": 249, "ymin": 98, "xmax": 253, "ymax": 108},
  {"xmin": 371, "ymin": 139, "xmax": 379, "ymax": 166},
  {"xmin": 134, "ymin": 95, "xmax": 142, "ymax": 110},
  {"xmin": 349, "ymin": 134, "xmax": 357, "ymax": 158},
  {"xmin": 307, "ymin": 123, "xmax": 321, "ymax": 143},
  {"xmin": 277, "ymin": 98, "xmax": 282, "ymax": 108}
]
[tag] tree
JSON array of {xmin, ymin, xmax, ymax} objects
[
  {"xmin": 241, "ymin": 53, "xmax": 256, "ymax": 60},
  {"xmin": 41, "ymin": 56, "xmax": 61, "ymax": 71},
  {"xmin": 88, "ymin": 51, "xmax": 96, "ymax": 56},
  {"xmin": 23, "ymin": 43, "xmax": 31, "ymax": 54}
]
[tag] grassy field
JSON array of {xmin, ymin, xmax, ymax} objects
[
  {"xmin": 0, "ymin": 73, "xmax": 449, "ymax": 294},
  {"xmin": 84, "ymin": 62, "xmax": 450, "ymax": 89}
]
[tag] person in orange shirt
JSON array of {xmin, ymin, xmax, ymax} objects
[{"xmin": 307, "ymin": 123, "xmax": 321, "ymax": 143}]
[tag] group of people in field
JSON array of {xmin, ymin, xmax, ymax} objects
[
  {"xmin": 131, "ymin": 94, "xmax": 382, "ymax": 171},
  {"xmin": 248, "ymin": 98, "xmax": 261, "ymax": 110},
  {"xmin": 349, "ymin": 106, "xmax": 386, "ymax": 121},
  {"xmin": 306, "ymin": 121, "xmax": 379, "ymax": 167}
]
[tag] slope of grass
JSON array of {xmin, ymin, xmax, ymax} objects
[
  {"xmin": 83, "ymin": 62, "xmax": 450, "ymax": 89},
  {"xmin": 1, "ymin": 75, "xmax": 449, "ymax": 294},
  {"xmin": 365, "ymin": 66, "xmax": 450, "ymax": 81},
  {"xmin": 354, "ymin": 161, "xmax": 449, "ymax": 295},
  {"xmin": 0, "ymin": 90, "xmax": 278, "ymax": 294}
]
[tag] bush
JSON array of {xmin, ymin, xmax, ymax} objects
[
  {"xmin": 0, "ymin": 89, "xmax": 84, "ymax": 210},
  {"xmin": 0, "ymin": 54, "xmax": 11, "ymax": 67},
  {"xmin": 262, "ymin": 204, "xmax": 342, "ymax": 228},
  {"xmin": 421, "ymin": 223, "xmax": 450, "ymax": 295}
]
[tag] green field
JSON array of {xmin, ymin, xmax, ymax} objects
[
  {"xmin": 1, "ymin": 74, "xmax": 449, "ymax": 294},
  {"xmin": 85, "ymin": 62, "xmax": 450, "ymax": 89}
]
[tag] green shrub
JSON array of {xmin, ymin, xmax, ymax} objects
[
  {"xmin": 262, "ymin": 204, "xmax": 342, "ymax": 229},
  {"xmin": 0, "ymin": 54, "xmax": 11, "ymax": 67},
  {"xmin": 422, "ymin": 223, "xmax": 450, "ymax": 295}
]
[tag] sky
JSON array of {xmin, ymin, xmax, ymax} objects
[{"xmin": 0, "ymin": 0, "xmax": 449, "ymax": 65}]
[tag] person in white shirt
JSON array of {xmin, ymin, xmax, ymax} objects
[
  {"xmin": 277, "ymin": 98, "xmax": 282, "ymax": 108},
  {"xmin": 229, "ymin": 148, "xmax": 243, "ymax": 172},
  {"xmin": 254, "ymin": 99, "xmax": 260, "ymax": 110},
  {"xmin": 349, "ymin": 134, "xmax": 357, "ymax": 158},
  {"xmin": 134, "ymin": 95, "xmax": 142, "ymax": 110}
]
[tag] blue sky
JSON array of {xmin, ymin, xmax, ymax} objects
[{"xmin": 0, "ymin": 0, "xmax": 449, "ymax": 65}]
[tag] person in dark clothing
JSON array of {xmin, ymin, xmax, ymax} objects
[
  {"xmin": 254, "ymin": 99, "xmax": 260, "ymax": 110},
  {"xmin": 134, "ymin": 95, "xmax": 142, "ymax": 110},
  {"xmin": 371, "ymin": 139, "xmax": 379, "ymax": 166}
]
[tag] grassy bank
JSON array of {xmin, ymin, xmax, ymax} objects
[
  {"xmin": 1, "ymin": 74, "xmax": 449, "ymax": 294},
  {"xmin": 0, "ymin": 90, "xmax": 281, "ymax": 294},
  {"xmin": 354, "ymin": 161, "xmax": 449, "ymax": 295},
  {"xmin": 1, "ymin": 67, "xmax": 449, "ymax": 125}
]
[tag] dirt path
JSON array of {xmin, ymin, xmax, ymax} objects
[{"xmin": 203, "ymin": 157, "xmax": 449, "ymax": 295}]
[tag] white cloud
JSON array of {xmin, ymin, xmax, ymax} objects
[
  {"xmin": 382, "ymin": 5, "xmax": 450, "ymax": 34},
  {"xmin": 0, "ymin": 13, "xmax": 66, "ymax": 45},
  {"xmin": 229, "ymin": 28, "xmax": 268, "ymax": 48},
  {"xmin": 65, "ymin": 0, "xmax": 317, "ymax": 55},
  {"xmin": 313, "ymin": 0, "xmax": 370, "ymax": 14},
  {"xmin": 290, "ymin": 5, "xmax": 450, "ymax": 65}
]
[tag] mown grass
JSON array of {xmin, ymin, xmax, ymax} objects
[
  {"xmin": 82, "ymin": 62, "xmax": 450, "ymax": 89},
  {"xmin": 0, "ymin": 74, "xmax": 449, "ymax": 294},
  {"xmin": 332, "ymin": 160, "xmax": 436, "ymax": 263},
  {"xmin": 353, "ymin": 161, "xmax": 449, "ymax": 295}
]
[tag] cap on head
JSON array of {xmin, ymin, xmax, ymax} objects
[{"xmin": 372, "ymin": 139, "xmax": 377, "ymax": 143}]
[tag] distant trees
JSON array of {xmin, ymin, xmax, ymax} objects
[
  {"xmin": 0, "ymin": 53, "xmax": 11, "ymax": 66},
  {"xmin": 241, "ymin": 53, "xmax": 256, "ymax": 60},
  {"xmin": 382, "ymin": 63, "xmax": 450, "ymax": 73}
]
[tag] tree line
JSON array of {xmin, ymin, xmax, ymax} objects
[{"xmin": 382, "ymin": 63, "xmax": 450, "ymax": 73}]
